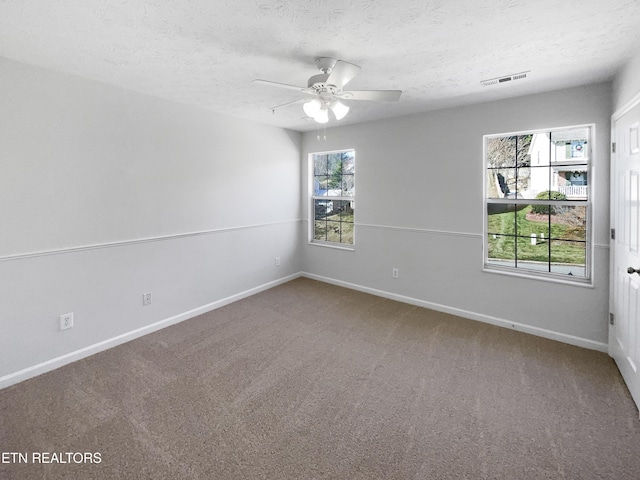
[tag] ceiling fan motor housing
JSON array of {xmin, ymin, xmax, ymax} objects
[
  {"xmin": 308, "ymin": 58, "xmax": 342, "ymax": 99},
  {"xmin": 307, "ymin": 74, "xmax": 340, "ymax": 100},
  {"xmin": 308, "ymin": 73, "xmax": 330, "ymax": 88}
]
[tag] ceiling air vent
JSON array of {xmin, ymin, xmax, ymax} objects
[{"xmin": 481, "ymin": 71, "xmax": 529, "ymax": 87}]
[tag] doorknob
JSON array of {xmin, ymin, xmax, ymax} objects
[{"xmin": 628, "ymin": 267, "xmax": 640, "ymax": 275}]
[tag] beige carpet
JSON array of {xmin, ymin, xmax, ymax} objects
[{"xmin": 1, "ymin": 277, "xmax": 639, "ymax": 479}]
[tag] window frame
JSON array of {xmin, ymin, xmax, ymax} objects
[
  {"xmin": 309, "ymin": 149, "xmax": 356, "ymax": 250},
  {"xmin": 482, "ymin": 124, "xmax": 594, "ymax": 286}
]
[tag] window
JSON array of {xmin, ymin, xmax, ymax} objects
[
  {"xmin": 310, "ymin": 149, "xmax": 355, "ymax": 247},
  {"xmin": 484, "ymin": 126, "xmax": 592, "ymax": 283}
]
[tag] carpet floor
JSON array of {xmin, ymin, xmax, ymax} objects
[{"xmin": 1, "ymin": 277, "xmax": 639, "ymax": 479}]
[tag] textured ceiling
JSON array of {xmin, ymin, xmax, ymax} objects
[{"xmin": 1, "ymin": 0, "xmax": 640, "ymax": 132}]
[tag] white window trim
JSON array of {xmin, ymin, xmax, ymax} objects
[
  {"xmin": 309, "ymin": 149, "xmax": 356, "ymax": 249},
  {"xmin": 482, "ymin": 124, "xmax": 594, "ymax": 286}
]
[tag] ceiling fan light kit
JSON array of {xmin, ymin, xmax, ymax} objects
[
  {"xmin": 303, "ymin": 98, "xmax": 322, "ymax": 118},
  {"xmin": 314, "ymin": 104, "xmax": 329, "ymax": 124},
  {"xmin": 330, "ymin": 100, "xmax": 349, "ymax": 120},
  {"xmin": 253, "ymin": 57, "xmax": 402, "ymax": 124},
  {"xmin": 303, "ymin": 98, "xmax": 349, "ymax": 123}
]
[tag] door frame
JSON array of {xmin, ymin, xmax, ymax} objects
[{"xmin": 609, "ymin": 91, "xmax": 640, "ymax": 413}]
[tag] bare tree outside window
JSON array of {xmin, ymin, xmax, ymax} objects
[{"xmin": 311, "ymin": 150, "xmax": 355, "ymax": 246}]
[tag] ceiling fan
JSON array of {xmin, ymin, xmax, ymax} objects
[{"xmin": 253, "ymin": 57, "xmax": 402, "ymax": 123}]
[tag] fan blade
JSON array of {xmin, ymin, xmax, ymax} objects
[
  {"xmin": 269, "ymin": 98, "xmax": 306, "ymax": 111},
  {"xmin": 339, "ymin": 90, "xmax": 402, "ymax": 102},
  {"xmin": 326, "ymin": 60, "xmax": 361, "ymax": 88},
  {"xmin": 253, "ymin": 79, "xmax": 312, "ymax": 93}
]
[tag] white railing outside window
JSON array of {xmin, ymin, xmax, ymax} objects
[{"xmin": 558, "ymin": 185, "xmax": 588, "ymax": 198}]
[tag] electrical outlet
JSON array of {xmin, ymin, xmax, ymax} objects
[
  {"xmin": 59, "ymin": 312, "xmax": 74, "ymax": 331},
  {"xmin": 143, "ymin": 292, "xmax": 152, "ymax": 306},
  {"xmin": 275, "ymin": 256, "xmax": 281, "ymax": 267},
  {"xmin": 392, "ymin": 268, "xmax": 399, "ymax": 279}
]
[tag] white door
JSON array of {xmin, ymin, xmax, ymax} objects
[{"xmin": 610, "ymin": 97, "xmax": 640, "ymax": 411}]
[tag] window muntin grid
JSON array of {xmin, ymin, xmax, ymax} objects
[
  {"xmin": 311, "ymin": 150, "xmax": 355, "ymax": 247},
  {"xmin": 484, "ymin": 126, "xmax": 591, "ymax": 283}
]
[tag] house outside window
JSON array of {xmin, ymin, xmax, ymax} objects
[
  {"xmin": 484, "ymin": 125, "xmax": 592, "ymax": 283},
  {"xmin": 310, "ymin": 149, "xmax": 355, "ymax": 247}
]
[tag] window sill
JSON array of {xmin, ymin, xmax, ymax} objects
[
  {"xmin": 483, "ymin": 264, "xmax": 594, "ymax": 288},
  {"xmin": 309, "ymin": 241, "xmax": 355, "ymax": 252}
]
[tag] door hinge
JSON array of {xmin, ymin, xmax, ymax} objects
[
  {"xmin": 612, "ymin": 142, "xmax": 617, "ymax": 153},
  {"xmin": 611, "ymin": 228, "xmax": 616, "ymax": 240},
  {"xmin": 610, "ymin": 313, "xmax": 615, "ymax": 325}
]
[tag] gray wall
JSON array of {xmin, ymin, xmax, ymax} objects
[
  {"xmin": 301, "ymin": 82, "xmax": 612, "ymax": 350},
  {"xmin": 613, "ymin": 47, "xmax": 640, "ymax": 111},
  {"xmin": 0, "ymin": 55, "xmax": 618, "ymax": 389},
  {"xmin": 0, "ymin": 58, "xmax": 303, "ymax": 385}
]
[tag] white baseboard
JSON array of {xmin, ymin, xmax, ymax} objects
[
  {"xmin": 2, "ymin": 271, "xmax": 608, "ymax": 390},
  {"xmin": 0, "ymin": 273, "xmax": 300, "ymax": 390},
  {"xmin": 301, "ymin": 272, "xmax": 609, "ymax": 353}
]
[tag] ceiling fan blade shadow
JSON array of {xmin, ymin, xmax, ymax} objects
[
  {"xmin": 339, "ymin": 90, "xmax": 402, "ymax": 101},
  {"xmin": 326, "ymin": 60, "xmax": 361, "ymax": 88}
]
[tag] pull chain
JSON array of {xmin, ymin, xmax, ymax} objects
[{"xmin": 316, "ymin": 122, "xmax": 327, "ymax": 142}]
